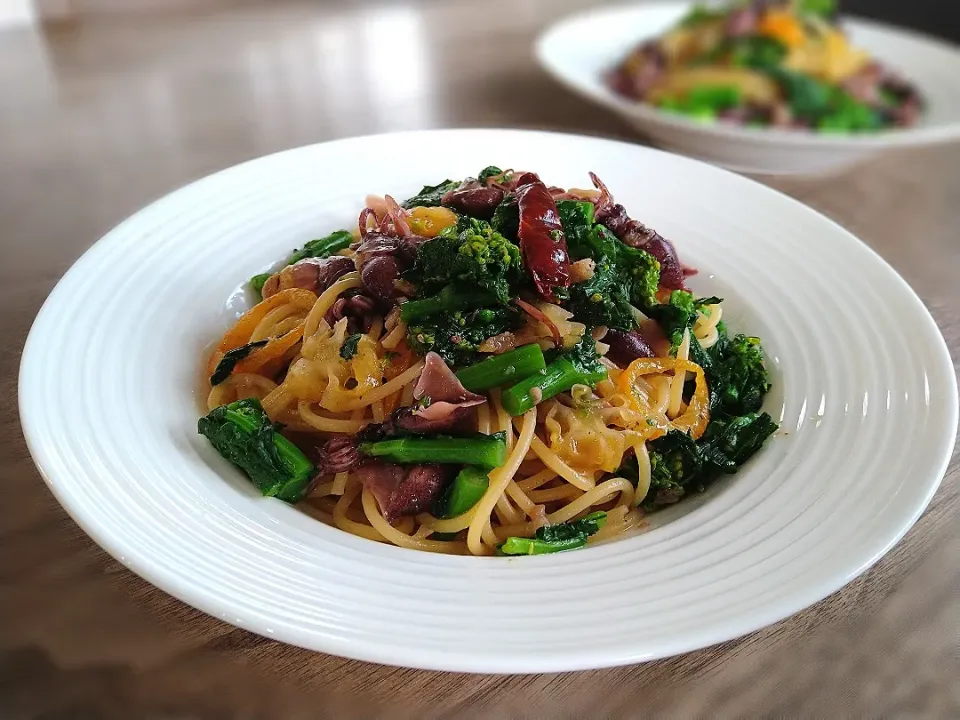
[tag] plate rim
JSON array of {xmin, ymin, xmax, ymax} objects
[
  {"xmin": 18, "ymin": 128, "xmax": 959, "ymax": 672},
  {"xmin": 535, "ymin": 1, "xmax": 960, "ymax": 149}
]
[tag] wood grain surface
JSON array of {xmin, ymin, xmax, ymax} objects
[{"xmin": 2, "ymin": 1, "xmax": 958, "ymax": 717}]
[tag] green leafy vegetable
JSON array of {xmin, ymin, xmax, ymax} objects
[
  {"xmin": 656, "ymin": 85, "xmax": 743, "ymax": 117},
  {"xmin": 249, "ymin": 229, "xmax": 353, "ymax": 297},
  {"xmin": 197, "ymin": 398, "xmax": 314, "ymax": 502},
  {"xmin": 360, "ymin": 432, "xmax": 507, "ymax": 469},
  {"xmin": 210, "ymin": 340, "xmax": 268, "ymax": 386},
  {"xmin": 646, "ymin": 431, "xmax": 704, "ymax": 507},
  {"xmin": 797, "ymin": 0, "xmax": 836, "ymax": 18},
  {"xmin": 645, "ymin": 290, "xmax": 698, "ymax": 351},
  {"xmin": 500, "ymin": 335, "xmax": 608, "ymax": 416},
  {"xmin": 287, "ymin": 229, "xmax": 354, "ymax": 266},
  {"xmin": 770, "ymin": 68, "xmax": 832, "ymax": 119},
  {"xmin": 556, "ymin": 200, "xmax": 596, "ymax": 252},
  {"xmin": 441, "ymin": 466, "xmax": 490, "ymax": 517},
  {"xmin": 678, "ymin": 4, "xmax": 724, "ymax": 27},
  {"xmin": 250, "ymin": 273, "xmax": 271, "ymax": 296},
  {"xmin": 400, "ymin": 286, "xmax": 501, "ymax": 323},
  {"xmin": 455, "ymin": 344, "xmax": 546, "ymax": 392},
  {"xmin": 765, "ymin": 68, "xmax": 879, "ymax": 131},
  {"xmin": 401, "ymin": 179, "xmax": 460, "ymax": 209},
  {"xmin": 704, "ymin": 328, "xmax": 772, "ymax": 417},
  {"xmin": 697, "ymin": 36, "xmax": 787, "ymax": 70},
  {"xmin": 407, "ymin": 305, "xmax": 517, "ymax": 367},
  {"xmin": 638, "ymin": 413, "xmax": 776, "ymax": 510},
  {"xmin": 697, "ymin": 412, "xmax": 779, "ymax": 475},
  {"xmin": 566, "ymin": 254, "xmax": 636, "ymax": 330},
  {"xmin": 407, "ymin": 217, "xmax": 523, "ymax": 304},
  {"xmin": 477, "ymin": 166, "xmax": 505, "ymax": 184},
  {"xmin": 339, "ymin": 333, "xmax": 362, "ymax": 360},
  {"xmin": 730, "ymin": 36, "xmax": 788, "ymax": 69},
  {"xmin": 499, "ymin": 511, "xmax": 607, "ymax": 555},
  {"xmin": 491, "ymin": 194, "xmax": 519, "ymax": 240},
  {"xmin": 558, "ymin": 201, "xmax": 660, "ymax": 328},
  {"xmin": 816, "ymin": 90, "xmax": 882, "ymax": 132}
]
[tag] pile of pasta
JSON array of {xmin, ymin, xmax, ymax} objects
[{"xmin": 206, "ymin": 253, "xmax": 724, "ymax": 556}]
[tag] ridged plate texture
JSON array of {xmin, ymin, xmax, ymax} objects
[{"xmin": 19, "ymin": 129, "xmax": 958, "ymax": 672}]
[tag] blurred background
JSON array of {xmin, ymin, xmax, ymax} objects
[{"xmin": 3, "ymin": 0, "xmax": 957, "ymax": 264}]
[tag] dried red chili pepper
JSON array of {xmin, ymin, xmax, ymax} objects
[{"xmin": 514, "ymin": 172, "xmax": 571, "ymax": 301}]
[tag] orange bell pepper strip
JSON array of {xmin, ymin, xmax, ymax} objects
[
  {"xmin": 617, "ymin": 356, "xmax": 710, "ymax": 440},
  {"xmin": 232, "ymin": 321, "xmax": 305, "ymax": 377},
  {"xmin": 759, "ymin": 10, "xmax": 806, "ymax": 49},
  {"xmin": 207, "ymin": 288, "xmax": 316, "ymax": 376}
]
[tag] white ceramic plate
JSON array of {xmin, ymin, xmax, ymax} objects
[
  {"xmin": 537, "ymin": 2, "xmax": 960, "ymax": 175},
  {"xmin": 20, "ymin": 130, "xmax": 957, "ymax": 672}
]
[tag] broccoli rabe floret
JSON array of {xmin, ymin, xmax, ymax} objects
[
  {"xmin": 645, "ymin": 290, "xmax": 697, "ymax": 351},
  {"xmin": 407, "ymin": 306, "xmax": 517, "ymax": 366},
  {"xmin": 557, "ymin": 200, "xmax": 660, "ymax": 329},
  {"xmin": 705, "ymin": 329, "xmax": 772, "ymax": 417},
  {"xmin": 566, "ymin": 257, "xmax": 637, "ymax": 330},
  {"xmin": 646, "ymin": 431, "xmax": 703, "ymax": 507},
  {"xmin": 629, "ymin": 413, "xmax": 776, "ymax": 510},
  {"xmin": 407, "ymin": 217, "xmax": 522, "ymax": 304}
]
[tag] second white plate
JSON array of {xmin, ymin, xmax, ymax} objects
[{"xmin": 537, "ymin": 2, "xmax": 960, "ymax": 175}]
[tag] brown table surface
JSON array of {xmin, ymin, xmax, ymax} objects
[{"xmin": 2, "ymin": 1, "xmax": 959, "ymax": 717}]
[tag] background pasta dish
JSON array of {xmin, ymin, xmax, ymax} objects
[
  {"xmin": 608, "ymin": 0, "xmax": 923, "ymax": 131},
  {"xmin": 198, "ymin": 167, "xmax": 778, "ymax": 556}
]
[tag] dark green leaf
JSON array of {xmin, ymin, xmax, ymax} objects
[
  {"xmin": 250, "ymin": 273, "xmax": 271, "ymax": 298},
  {"xmin": 491, "ymin": 194, "xmax": 519, "ymax": 240},
  {"xmin": 645, "ymin": 290, "xmax": 698, "ymax": 352},
  {"xmin": 478, "ymin": 166, "xmax": 505, "ymax": 184},
  {"xmin": 798, "ymin": 0, "xmax": 836, "ymax": 17},
  {"xmin": 706, "ymin": 331, "xmax": 772, "ymax": 417},
  {"xmin": 499, "ymin": 511, "xmax": 607, "ymax": 555},
  {"xmin": 558, "ymin": 202, "xmax": 659, "ymax": 327},
  {"xmin": 679, "ymin": 5, "xmax": 724, "ymax": 27},
  {"xmin": 197, "ymin": 398, "xmax": 314, "ymax": 502},
  {"xmin": 407, "ymin": 305, "xmax": 518, "ymax": 367},
  {"xmin": 401, "ymin": 179, "xmax": 460, "ymax": 209},
  {"xmin": 288, "ymin": 229, "xmax": 353, "ymax": 265},
  {"xmin": 340, "ymin": 334, "xmax": 362, "ymax": 360},
  {"xmin": 210, "ymin": 340, "xmax": 268, "ymax": 386},
  {"xmin": 698, "ymin": 412, "xmax": 778, "ymax": 474}
]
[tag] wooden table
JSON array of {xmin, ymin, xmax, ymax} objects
[{"xmin": 2, "ymin": 1, "xmax": 958, "ymax": 717}]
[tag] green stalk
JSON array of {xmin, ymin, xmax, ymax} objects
[
  {"xmin": 359, "ymin": 433, "xmax": 507, "ymax": 470},
  {"xmin": 221, "ymin": 408, "xmax": 314, "ymax": 500},
  {"xmin": 499, "ymin": 536, "xmax": 589, "ymax": 555},
  {"xmin": 249, "ymin": 229, "xmax": 353, "ymax": 296},
  {"xmin": 455, "ymin": 344, "xmax": 546, "ymax": 392},
  {"xmin": 400, "ymin": 286, "xmax": 499, "ymax": 323},
  {"xmin": 500, "ymin": 357, "xmax": 607, "ymax": 417},
  {"xmin": 499, "ymin": 511, "xmax": 607, "ymax": 555},
  {"xmin": 442, "ymin": 466, "xmax": 490, "ymax": 517},
  {"xmin": 199, "ymin": 399, "xmax": 315, "ymax": 502},
  {"xmin": 287, "ymin": 230, "xmax": 353, "ymax": 264}
]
